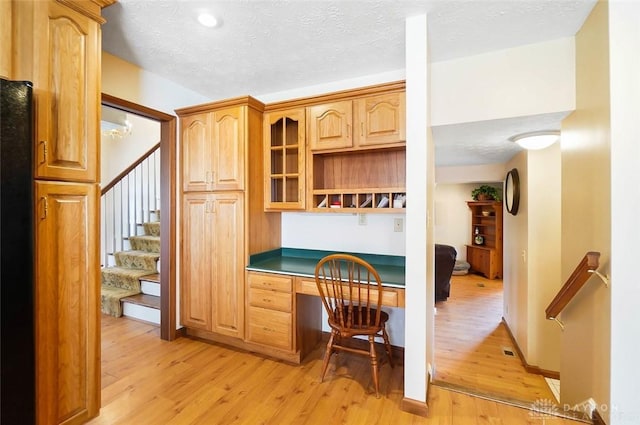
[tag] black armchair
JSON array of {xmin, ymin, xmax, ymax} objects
[{"xmin": 435, "ymin": 244, "xmax": 457, "ymax": 301}]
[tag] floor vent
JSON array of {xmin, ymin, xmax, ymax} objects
[{"xmin": 502, "ymin": 347, "xmax": 515, "ymax": 357}]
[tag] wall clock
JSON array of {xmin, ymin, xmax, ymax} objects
[{"xmin": 505, "ymin": 168, "xmax": 520, "ymax": 215}]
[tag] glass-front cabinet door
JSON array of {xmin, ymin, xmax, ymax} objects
[{"xmin": 263, "ymin": 109, "xmax": 305, "ymax": 210}]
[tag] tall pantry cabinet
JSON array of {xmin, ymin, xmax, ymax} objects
[
  {"xmin": 177, "ymin": 97, "xmax": 281, "ymax": 344},
  {"xmin": 8, "ymin": 0, "xmax": 114, "ymax": 424}
]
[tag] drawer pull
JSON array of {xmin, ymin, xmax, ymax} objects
[
  {"xmin": 262, "ymin": 298, "xmax": 271, "ymax": 303},
  {"xmin": 262, "ymin": 327, "xmax": 275, "ymax": 332}
]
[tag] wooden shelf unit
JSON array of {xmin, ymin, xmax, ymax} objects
[
  {"xmin": 466, "ymin": 201, "xmax": 503, "ymax": 279},
  {"xmin": 309, "ymin": 147, "xmax": 406, "ymax": 213}
]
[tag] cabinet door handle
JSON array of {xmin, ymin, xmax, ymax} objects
[
  {"xmin": 361, "ymin": 122, "xmax": 364, "ymax": 137},
  {"xmin": 347, "ymin": 124, "xmax": 351, "ymax": 138},
  {"xmin": 40, "ymin": 141, "xmax": 48, "ymax": 164},
  {"xmin": 206, "ymin": 171, "xmax": 211, "ymax": 185},
  {"xmin": 40, "ymin": 196, "xmax": 48, "ymax": 219}
]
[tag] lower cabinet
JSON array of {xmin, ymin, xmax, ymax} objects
[
  {"xmin": 35, "ymin": 181, "xmax": 100, "ymax": 425},
  {"xmin": 181, "ymin": 192, "xmax": 244, "ymax": 339},
  {"xmin": 466, "ymin": 245, "xmax": 498, "ymax": 279},
  {"xmin": 246, "ymin": 272, "xmax": 293, "ymax": 351},
  {"xmin": 245, "ymin": 271, "xmax": 322, "ymax": 361}
]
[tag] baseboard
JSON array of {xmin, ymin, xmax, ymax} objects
[
  {"xmin": 401, "ymin": 397, "xmax": 428, "ymax": 417},
  {"xmin": 501, "ymin": 317, "xmax": 560, "ymax": 379},
  {"xmin": 175, "ymin": 326, "xmax": 187, "ymax": 338}
]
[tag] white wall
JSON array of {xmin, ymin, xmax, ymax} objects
[
  {"xmin": 560, "ymin": 1, "xmax": 611, "ymax": 418},
  {"xmin": 609, "ymin": 1, "xmax": 640, "ymax": 424},
  {"xmin": 434, "ymin": 183, "xmax": 477, "ymax": 261},
  {"xmin": 436, "ymin": 163, "xmax": 506, "ymax": 184},
  {"xmin": 102, "ymin": 52, "xmax": 211, "ymax": 114},
  {"xmin": 431, "ymin": 37, "xmax": 575, "ymax": 126},
  {"xmin": 100, "ymin": 111, "xmax": 161, "ymax": 185}
]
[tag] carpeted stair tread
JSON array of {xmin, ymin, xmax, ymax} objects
[
  {"xmin": 101, "ymin": 286, "xmax": 141, "ymax": 317},
  {"xmin": 143, "ymin": 221, "xmax": 160, "ymax": 237},
  {"xmin": 102, "ymin": 267, "xmax": 152, "ymax": 292},
  {"xmin": 129, "ymin": 235, "xmax": 160, "ymax": 253},
  {"xmin": 115, "ymin": 250, "xmax": 159, "ymax": 271}
]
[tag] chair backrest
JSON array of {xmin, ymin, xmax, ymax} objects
[{"xmin": 314, "ymin": 253, "xmax": 384, "ymax": 333}]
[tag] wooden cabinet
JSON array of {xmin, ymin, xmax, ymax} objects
[
  {"xmin": 181, "ymin": 192, "xmax": 244, "ymax": 338},
  {"xmin": 264, "ymin": 109, "xmax": 306, "ymax": 210},
  {"xmin": 35, "ymin": 181, "xmax": 99, "ymax": 425},
  {"xmin": 33, "ymin": 1, "xmax": 100, "ymax": 182},
  {"xmin": 182, "ymin": 107, "xmax": 245, "ymax": 192},
  {"xmin": 263, "ymin": 82, "xmax": 406, "ymax": 213},
  {"xmin": 178, "ymin": 97, "xmax": 281, "ymax": 345},
  {"xmin": 466, "ymin": 201, "xmax": 503, "ymax": 279},
  {"xmin": 10, "ymin": 1, "xmax": 111, "ymax": 423},
  {"xmin": 354, "ymin": 92, "xmax": 406, "ymax": 147},
  {"xmin": 246, "ymin": 273, "xmax": 293, "ymax": 350},
  {"xmin": 307, "ymin": 101, "xmax": 352, "ymax": 151}
]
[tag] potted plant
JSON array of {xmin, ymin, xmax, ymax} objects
[{"xmin": 471, "ymin": 185, "xmax": 501, "ymax": 201}]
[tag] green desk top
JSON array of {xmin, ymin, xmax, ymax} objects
[{"xmin": 246, "ymin": 248, "xmax": 406, "ymax": 288}]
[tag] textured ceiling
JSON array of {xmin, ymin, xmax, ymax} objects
[{"xmin": 101, "ymin": 0, "xmax": 596, "ymax": 168}]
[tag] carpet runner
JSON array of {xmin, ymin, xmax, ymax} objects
[{"xmin": 101, "ymin": 218, "xmax": 160, "ymax": 317}]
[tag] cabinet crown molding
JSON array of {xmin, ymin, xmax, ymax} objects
[
  {"xmin": 264, "ymin": 80, "xmax": 406, "ymax": 112},
  {"xmin": 175, "ymin": 95, "xmax": 265, "ymax": 116}
]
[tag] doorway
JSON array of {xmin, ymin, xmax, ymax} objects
[{"xmin": 100, "ymin": 93, "xmax": 177, "ymax": 341}]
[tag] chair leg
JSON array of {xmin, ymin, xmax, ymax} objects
[
  {"xmin": 381, "ymin": 325, "xmax": 394, "ymax": 368},
  {"xmin": 320, "ymin": 331, "xmax": 335, "ymax": 382},
  {"xmin": 368, "ymin": 335, "xmax": 380, "ymax": 398}
]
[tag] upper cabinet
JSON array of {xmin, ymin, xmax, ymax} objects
[
  {"xmin": 33, "ymin": 1, "xmax": 101, "ymax": 182},
  {"xmin": 354, "ymin": 92, "xmax": 406, "ymax": 148},
  {"xmin": 264, "ymin": 108, "xmax": 306, "ymax": 210},
  {"xmin": 262, "ymin": 82, "xmax": 406, "ymax": 213},
  {"xmin": 307, "ymin": 101, "xmax": 353, "ymax": 151},
  {"xmin": 181, "ymin": 106, "xmax": 245, "ymax": 192}
]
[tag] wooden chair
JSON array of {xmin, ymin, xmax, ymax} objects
[{"xmin": 314, "ymin": 253, "xmax": 393, "ymax": 398}]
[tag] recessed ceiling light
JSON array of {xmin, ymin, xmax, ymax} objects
[
  {"xmin": 509, "ymin": 130, "xmax": 560, "ymax": 150},
  {"xmin": 197, "ymin": 13, "xmax": 218, "ymax": 28}
]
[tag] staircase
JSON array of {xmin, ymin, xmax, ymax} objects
[{"xmin": 100, "ymin": 211, "xmax": 161, "ymax": 324}]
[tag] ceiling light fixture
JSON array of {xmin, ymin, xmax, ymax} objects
[
  {"xmin": 197, "ymin": 13, "xmax": 218, "ymax": 28},
  {"xmin": 509, "ymin": 130, "xmax": 560, "ymax": 150}
]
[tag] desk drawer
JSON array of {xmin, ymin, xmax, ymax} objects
[
  {"xmin": 248, "ymin": 272, "xmax": 292, "ymax": 293},
  {"xmin": 246, "ymin": 306, "xmax": 292, "ymax": 350},
  {"xmin": 248, "ymin": 287, "xmax": 292, "ymax": 312},
  {"xmin": 296, "ymin": 278, "xmax": 399, "ymax": 307}
]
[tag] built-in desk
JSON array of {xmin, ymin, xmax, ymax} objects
[{"xmin": 245, "ymin": 248, "xmax": 406, "ymax": 363}]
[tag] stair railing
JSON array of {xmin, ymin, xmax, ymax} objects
[
  {"xmin": 101, "ymin": 142, "xmax": 161, "ymax": 267},
  {"xmin": 545, "ymin": 251, "xmax": 608, "ymax": 329}
]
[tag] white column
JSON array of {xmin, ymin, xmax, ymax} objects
[
  {"xmin": 609, "ymin": 1, "xmax": 640, "ymax": 424},
  {"xmin": 404, "ymin": 14, "xmax": 432, "ymax": 404}
]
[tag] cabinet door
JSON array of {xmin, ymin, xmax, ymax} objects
[
  {"xmin": 33, "ymin": 1, "xmax": 99, "ymax": 182},
  {"xmin": 181, "ymin": 193, "xmax": 214, "ymax": 330},
  {"xmin": 35, "ymin": 181, "xmax": 99, "ymax": 425},
  {"xmin": 211, "ymin": 193, "xmax": 245, "ymax": 338},
  {"xmin": 354, "ymin": 92, "xmax": 406, "ymax": 147},
  {"xmin": 307, "ymin": 101, "xmax": 353, "ymax": 151},
  {"xmin": 264, "ymin": 109, "xmax": 306, "ymax": 210},
  {"xmin": 212, "ymin": 107, "xmax": 245, "ymax": 191},
  {"xmin": 182, "ymin": 112, "xmax": 213, "ymax": 192}
]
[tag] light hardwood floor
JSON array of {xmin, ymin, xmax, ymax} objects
[
  {"xmin": 434, "ymin": 274, "xmax": 557, "ymax": 405},
  {"xmin": 90, "ymin": 314, "xmax": 585, "ymax": 424}
]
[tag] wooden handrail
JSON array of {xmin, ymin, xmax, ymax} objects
[
  {"xmin": 101, "ymin": 142, "xmax": 161, "ymax": 195},
  {"xmin": 545, "ymin": 252, "xmax": 601, "ymax": 320}
]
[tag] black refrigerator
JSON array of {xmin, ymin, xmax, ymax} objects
[{"xmin": 0, "ymin": 78, "xmax": 36, "ymax": 424}]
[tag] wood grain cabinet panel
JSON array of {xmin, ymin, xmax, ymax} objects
[
  {"xmin": 35, "ymin": 181, "xmax": 99, "ymax": 425},
  {"xmin": 182, "ymin": 107, "xmax": 245, "ymax": 192},
  {"xmin": 246, "ymin": 307, "xmax": 292, "ymax": 350},
  {"xmin": 33, "ymin": 1, "xmax": 100, "ymax": 182},
  {"xmin": 307, "ymin": 101, "xmax": 353, "ymax": 151},
  {"xmin": 354, "ymin": 92, "xmax": 406, "ymax": 147},
  {"xmin": 181, "ymin": 192, "xmax": 245, "ymax": 338}
]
